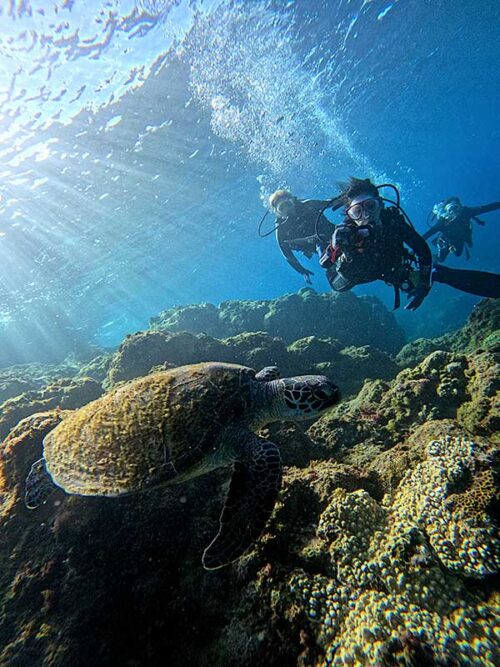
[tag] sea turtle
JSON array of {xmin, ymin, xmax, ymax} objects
[{"xmin": 25, "ymin": 362, "xmax": 339, "ymax": 569}]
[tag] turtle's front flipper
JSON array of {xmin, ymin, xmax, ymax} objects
[
  {"xmin": 202, "ymin": 434, "xmax": 281, "ymax": 570},
  {"xmin": 25, "ymin": 458, "xmax": 54, "ymax": 509},
  {"xmin": 255, "ymin": 366, "xmax": 281, "ymax": 381}
]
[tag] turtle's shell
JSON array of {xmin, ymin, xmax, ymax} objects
[{"xmin": 43, "ymin": 362, "xmax": 256, "ymax": 496}]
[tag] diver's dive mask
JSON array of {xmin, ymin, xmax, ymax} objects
[
  {"xmin": 432, "ymin": 202, "xmax": 446, "ymax": 218},
  {"xmin": 346, "ymin": 196, "xmax": 381, "ymax": 222},
  {"xmin": 443, "ymin": 202, "xmax": 461, "ymax": 220},
  {"xmin": 275, "ymin": 197, "xmax": 296, "ymax": 218},
  {"xmin": 433, "ymin": 200, "xmax": 461, "ymax": 222}
]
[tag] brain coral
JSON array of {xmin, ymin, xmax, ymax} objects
[{"xmin": 288, "ymin": 436, "xmax": 499, "ymax": 666}]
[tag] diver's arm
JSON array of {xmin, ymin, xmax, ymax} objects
[
  {"xmin": 287, "ymin": 235, "xmax": 319, "ymax": 250},
  {"xmin": 422, "ymin": 220, "xmax": 446, "ymax": 240},
  {"xmin": 276, "ymin": 226, "xmax": 313, "ymax": 278},
  {"xmin": 402, "ymin": 224, "xmax": 433, "ymax": 272},
  {"xmin": 401, "ymin": 223, "xmax": 433, "ymax": 311},
  {"xmin": 468, "ymin": 202, "xmax": 500, "ymax": 216}
]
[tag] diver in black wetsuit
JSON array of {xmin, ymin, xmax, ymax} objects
[
  {"xmin": 319, "ymin": 178, "xmax": 500, "ymax": 309},
  {"xmin": 268, "ymin": 189, "xmax": 343, "ymax": 283},
  {"xmin": 424, "ymin": 196, "xmax": 500, "ymax": 262}
]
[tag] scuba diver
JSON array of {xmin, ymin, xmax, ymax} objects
[
  {"xmin": 319, "ymin": 178, "xmax": 500, "ymax": 310},
  {"xmin": 266, "ymin": 189, "xmax": 343, "ymax": 283},
  {"xmin": 424, "ymin": 196, "xmax": 500, "ymax": 262}
]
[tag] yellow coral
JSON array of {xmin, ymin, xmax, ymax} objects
[{"xmin": 288, "ymin": 436, "xmax": 499, "ymax": 666}]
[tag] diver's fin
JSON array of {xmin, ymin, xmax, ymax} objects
[
  {"xmin": 25, "ymin": 458, "xmax": 54, "ymax": 509},
  {"xmin": 202, "ymin": 434, "xmax": 282, "ymax": 570},
  {"xmin": 255, "ymin": 366, "xmax": 281, "ymax": 381}
]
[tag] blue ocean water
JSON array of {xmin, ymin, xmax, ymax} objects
[{"xmin": 0, "ymin": 0, "xmax": 499, "ymax": 361}]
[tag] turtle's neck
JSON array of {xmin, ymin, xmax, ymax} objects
[{"xmin": 249, "ymin": 380, "xmax": 283, "ymax": 430}]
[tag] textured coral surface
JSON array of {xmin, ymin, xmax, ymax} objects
[
  {"xmin": 0, "ymin": 298, "xmax": 498, "ymax": 666},
  {"xmin": 151, "ymin": 288, "xmax": 406, "ymax": 353}
]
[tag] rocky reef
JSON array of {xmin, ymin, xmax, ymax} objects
[
  {"xmin": 103, "ymin": 329, "xmax": 398, "ymax": 398},
  {"xmin": 397, "ymin": 297, "xmax": 500, "ymax": 368},
  {"xmin": 151, "ymin": 288, "xmax": 406, "ymax": 354},
  {"xmin": 286, "ymin": 427, "xmax": 498, "ymax": 666},
  {"xmin": 0, "ymin": 297, "xmax": 498, "ymax": 666}
]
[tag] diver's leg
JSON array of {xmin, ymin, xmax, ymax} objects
[{"xmin": 433, "ymin": 264, "xmax": 500, "ymax": 298}]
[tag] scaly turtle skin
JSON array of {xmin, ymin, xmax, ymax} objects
[{"xmin": 25, "ymin": 362, "xmax": 339, "ymax": 569}]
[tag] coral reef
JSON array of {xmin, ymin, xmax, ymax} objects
[
  {"xmin": 309, "ymin": 346, "xmax": 500, "ymax": 468},
  {"xmin": 104, "ymin": 330, "xmax": 224, "ymax": 386},
  {"xmin": 0, "ymin": 378, "xmax": 102, "ymax": 441},
  {"xmin": 285, "ymin": 432, "xmax": 499, "ymax": 666},
  {"xmin": 104, "ymin": 329, "xmax": 398, "ymax": 397},
  {"xmin": 75, "ymin": 353, "xmax": 113, "ymax": 384},
  {"xmin": 152, "ymin": 288, "xmax": 406, "ymax": 354},
  {"xmin": 0, "ymin": 296, "xmax": 498, "ymax": 666},
  {"xmin": 397, "ymin": 297, "xmax": 500, "ymax": 368},
  {"xmin": 0, "ymin": 361, "xmax": 81, "ymax": 404}
]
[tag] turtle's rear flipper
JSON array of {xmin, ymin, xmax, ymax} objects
[
  {"xmin": 202, "ymin": 434, "xmax": 281, "ymax": 570},
  {"xmin": 25, "ymin": 458, "xmax": 54, "ymax": 509}
]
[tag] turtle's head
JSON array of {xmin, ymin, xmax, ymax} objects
[{"xmin": 269, "ymin": 375, "xmax": 340, "ymax": 422}]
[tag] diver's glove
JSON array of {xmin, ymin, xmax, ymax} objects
[{"xmin": 405, "ymin": 281, "xmax": 431, "ymax": 311}]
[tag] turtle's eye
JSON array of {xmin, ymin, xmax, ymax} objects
[{"xmin": 314, "ymin": 390, "xmax": 329, "ymax": 400}]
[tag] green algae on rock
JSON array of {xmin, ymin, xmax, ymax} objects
[
  {"xmin": 0, "ymin": 295, "xmax": 498, "ymax": 666},
  {"xmin": 309, "ymin": 346, "xmax": 500, "ymax": 468},
  {"xmin": 152, "ymin": 288, "xmax": 406, "ymax": 354},
  {"xmin": 397, "ymin": 298, "xmax": 500, "ymax": 368},
  {"xmin": 0, "ymin": 377, "xmax": 102, "ymax": 442},
  {"xmin": 0, "ymin": 360, "xmax": 83, "ymax": 404},
  {"xmin": 104, "ymin": 328, "xmax": 399, "ymax": 398}
]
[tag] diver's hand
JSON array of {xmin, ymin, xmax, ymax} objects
[
  {"xmin": 405, "ymin": 283, "xmax": 430, "ymax": 311},
  {"xmin": 302, "ymin": 269, "xmax": 314, "ymax": 284},
  {"xmin": 332, "ymin": 225, "xmax": 352, "ymax": 248}
]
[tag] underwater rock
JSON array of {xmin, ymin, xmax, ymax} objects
[
  {"xmin": 0, "ymin": 295, "xmax": 498, "ymax": 666},
  {"xmin": 0, "ymin": 361, "xmax": 81, "ymax": 404},
  {"xmin": 0, "ymin": 376, "xmax": 35, "ymax": 404},
  {"xmin": 286, "ymin": 336, "xmax": 343, "ymax": 365},
  {"xmin": 316, "ymin": 345, "xmax": 399, "ymax": 398},
  {"xmin": 456, "ymin": 350, "xmax": 500, "ymax": 440},
  {"xmin": 395, "ymin": 337, "xmax": 443, "ymax": 369},
  {"xmin": 0, "ymin": 377, "xmax": 102, "ymax": 442},
  {"xmin": 104, "ymin": 328, "xmax": 399, "ymax": 397},
  {"xmin": 397, "ymin": 297, "xmax": 500, "ymax": 368},
  {"xmin": 152, "ymin": 288, "xmax": 406, "ymax": 354},
  {"xmin": 75, "ymin": 353, "xmax": 114, "ymax": 384},
  {"xmin": 0, "ymin": 404, "xmax": 230, "ymax": 666},
  {"xmin": 104, "ymin": 330, "xmax": 228, "ymax": 387},
  {"xmin": 0, "ymin": 408, "xmax": 498, "ymax": 665},
  {"xmin": 284, "ymin": 431, "xmax": 499, "ymax": 666},
  {"xmin": 1, "ymin": 411, "xmax": 66, "ymax": 504},
  {"xmin": 151, "ymin": 302, "xmax": 222, "ymax": 336},
  {"xmin": 222, "ymin": 332, "xmax": 289, "ymax": 371},
  {"xmin": 219, "ymin": 298, "xmax": 271, "ymax": 336},
  {"xmin": 309, "ymin": 346, "xmax": 500, "ymax": 467}
]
